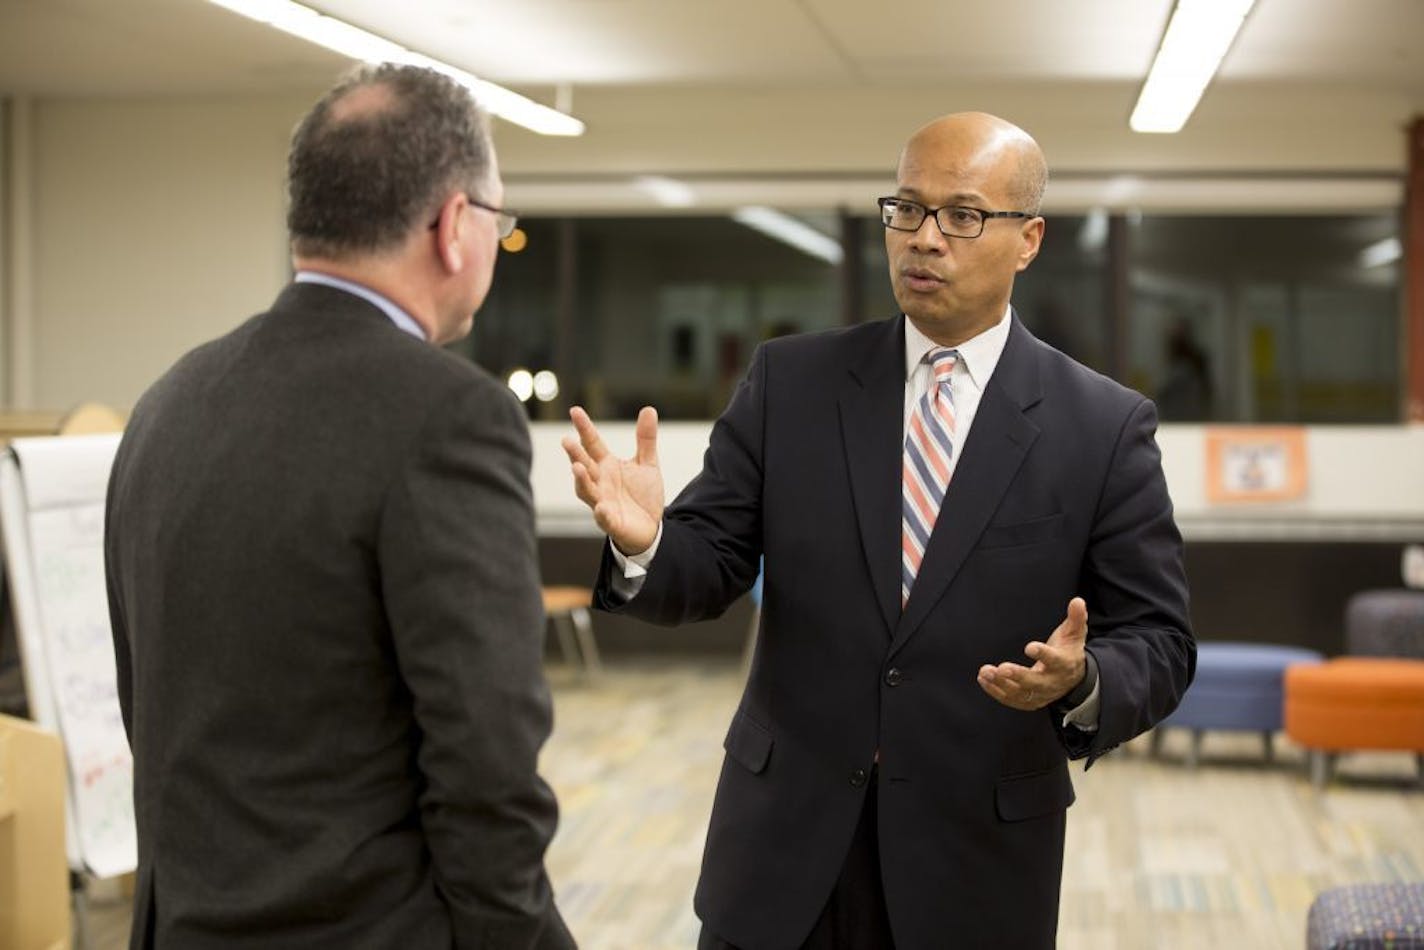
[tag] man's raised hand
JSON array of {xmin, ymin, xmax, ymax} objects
[{"xmin": 562, "ymin": 406, "xmax": 665, "ymax": 555}]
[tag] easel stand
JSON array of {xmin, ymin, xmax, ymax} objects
[{"xmin": 71, "ymin": 870, "xmax": 93, "ymax": 950}]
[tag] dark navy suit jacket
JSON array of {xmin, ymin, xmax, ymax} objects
[{"xmin": 596, "ymin": 313, "xmax": 1194, "ymax": 950}]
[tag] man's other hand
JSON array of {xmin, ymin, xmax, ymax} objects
[{"xmin": 977, "ymin": 597, "xmax": 1089, "ymax": 710}]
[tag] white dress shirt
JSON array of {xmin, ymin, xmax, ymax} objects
[
  {"xmin": 610, "ymin": 308, "xmax": 1100, "ymax": 729},
  {"xmin": 900, "ymin": 304, "xmax": 1009, "ymax": 471}
]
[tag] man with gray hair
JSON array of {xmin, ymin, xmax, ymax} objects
[{"xmin": 106, "ymin": 64, "xmax": 573, "ymax": 948}]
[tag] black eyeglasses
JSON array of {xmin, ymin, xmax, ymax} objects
[
  {"xmin": 428, "ymin": 194, "xmax": 519, "ymax": 240},
  {"xmin": 877, "ymin": 197, "xmax": 1036, "ymax": 240}
]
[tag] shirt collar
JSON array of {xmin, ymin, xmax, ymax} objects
[
  {"xmin": 294, "ymin": 271, "xmax": 427, "ymax": 342},
  {"xmin": 903, "ymin": 304, "xmax": 1013, "ymax": 390}
]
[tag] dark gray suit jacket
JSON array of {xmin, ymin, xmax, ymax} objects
[
  {"xmin": 106, "ymin": 282, "xmax": 572, "ymax": 949},
  {"xmin": 595, "ymin": 314, "xmax": 1194, "ymax": 950}
]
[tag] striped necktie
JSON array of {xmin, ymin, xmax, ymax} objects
[{"xmin": 902, "ymin": 347, "xmax": 959, "ymax": 605}]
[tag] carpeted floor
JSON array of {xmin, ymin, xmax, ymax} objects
[{"xmin": 85, "ymin": 659, "xmax": 1424, "ymax": 949}]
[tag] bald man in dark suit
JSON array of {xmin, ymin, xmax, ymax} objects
[{"xmin": 564, "ymin": 113, "xmax": 1194, "ymax": 949}]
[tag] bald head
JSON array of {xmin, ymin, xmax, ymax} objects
[
  {"xmin": 884, "ymin": 111, "xmax": 1047, "ymax": 345},
  {"xmin": 899, "ymin": 112, "xmax": 1047, "ymax": 215},
  {"xmin": 326, "ymin": 81, "xmax": 399, "ymax": 124}
]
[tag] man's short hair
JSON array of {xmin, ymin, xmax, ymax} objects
[
  {"xmin": 1014, "ymin": 154, "xmax": 1048, "ymax": 217},
  {"xmin": 287, "ymin": 63, "xmax": 492, "ymax": 259}
]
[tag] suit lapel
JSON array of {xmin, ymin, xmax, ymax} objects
[
  {"xmin": 890, "ymin": 313, "xmax": 1044, "ymax": 659},
  {"xmin": 837, "ymin": 317, "xmax": 906, "ymax": 638}
]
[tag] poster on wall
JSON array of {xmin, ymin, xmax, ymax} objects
[{"xmin": 1204, "ymin": 427, "xmax": 1308, "ymax": 504}]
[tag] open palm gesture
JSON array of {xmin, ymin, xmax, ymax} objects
[{"xmin": 562, "ymin": 406, "xmax": 665, "ymax": 555}]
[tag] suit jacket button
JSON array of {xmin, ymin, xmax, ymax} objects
[
  {"xmin": 849, "ymin": 768, "xmax": 868, "ymax": 788},
  {"xmin": 885, "ymin": 668, "xmax": 902, "ymax": 686}
]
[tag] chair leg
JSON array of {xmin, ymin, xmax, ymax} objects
[
  {"xmin": 569, "ymin": 607, "xmax": 602, "ymax": 677},
  {"xmin": 551, "ymin": 613, "xmax": 580, "ymax": 671},
  {"xmin": 1262, "ymin": 731, "xmax": 1274, "ymax": 763},
  {"xmin": 71, "ymin": 871, "xmax": 92, "ymax": 950},
  {"xmin": 1308, "ymin": 749, "xmax": 1332, "ymax": 789},
  {"xmin": 1149, "ymin": 727, "xmax": 1164, "ymax": 759},
  {"xmin": 1186, "ymin": 730, "xmax": 1202, "ymax": 769}
]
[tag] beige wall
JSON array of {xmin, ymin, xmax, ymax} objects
[
  {"xmin": 1, "ymin": 100, "xmax": 9, "ymax": 393},
  {"xmin": 21, "ymin": 95, "xmax": 309, "ymax": 409}
]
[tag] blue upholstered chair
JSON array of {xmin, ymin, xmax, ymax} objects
[{"xmin": 1152, "ymin": 641, "xmax": 1324, "ymax": 767}]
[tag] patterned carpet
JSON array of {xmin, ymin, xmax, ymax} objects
[{"xmin": 87, "ymin": 659, "xmax": 1424, "ymax": 949}]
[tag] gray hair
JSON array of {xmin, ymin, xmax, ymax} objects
[
  {"xmin": 287, "ymin": 63, "xmax": 493, "ymax": 259},
  {"xmin": 1014, "ymin": 152, "xmax": 1048, "ymax": 217}
]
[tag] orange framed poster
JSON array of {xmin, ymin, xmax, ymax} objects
[{"xmin": 1204, "ymin": 427, "xmax": 1308, "ymax": 504}]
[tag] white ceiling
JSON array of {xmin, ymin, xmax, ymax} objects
[
  {"xmin": 3, "ymin": 0, "xmax": 1421, "ymax": 95},
  {"xmin": 1, "ymin": 0, "xmax": 1421, "ymax": 187}
]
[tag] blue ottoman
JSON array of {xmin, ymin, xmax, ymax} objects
[
  {"xmin": 1153, "ymin": 641, "xmax": 1323, "ymax": 766},
  {"xmin": 1308, "ymin": 882, "xmax": 1424, "ymax": 949}
]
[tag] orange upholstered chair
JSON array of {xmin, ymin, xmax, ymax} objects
[{"xmin": 1284, "ymin": 658, "xmax": 1424, "ymax": 787}]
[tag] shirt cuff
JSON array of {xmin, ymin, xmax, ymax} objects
[
  {"xmin": 607, "ymin": 524, "xmax": 663, "ymax": 602},
  {"xmin": 609, "ymin": 523, "xmax": 663, "ymax": 578},
  {"xmin": 1060, "ymin": 650, "xmax": 1101, "ymax": 733}
]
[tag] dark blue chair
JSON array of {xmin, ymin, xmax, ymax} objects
[{"xmin": 1153, "ymin": 641, "xmax": 1323, "ymax": 766}]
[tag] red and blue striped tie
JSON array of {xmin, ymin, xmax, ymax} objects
[{"xmin": 902, "ymin": 347, "xmax": 958, "ymax": 605}]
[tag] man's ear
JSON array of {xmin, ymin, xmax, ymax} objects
[
  {"xmin": 1016, "ymin": 216, "xmax": 1045, "ymax": 272},
  {"xmin": 432, "ymin": 191, "xmax": 467, "ymax": 274}
]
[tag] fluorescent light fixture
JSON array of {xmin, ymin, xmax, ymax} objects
[
  {"xmin": 731, "ymin": 207, "xmax": 843, "ymax": 265},
  {"xmin": 1359, "ymin": 236, "xmax": 1401, "ymax": 269},
  {"xmin": 1130, "ymin": 0, "xmax": 1255, "ymax": 134},
  {"xmin": 633, "ymin": 176, "xmax": 697, "ymax": 208},
  {"xmin": 207, "ymin": 0, "xmax": 584, "ymax": 136}
]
